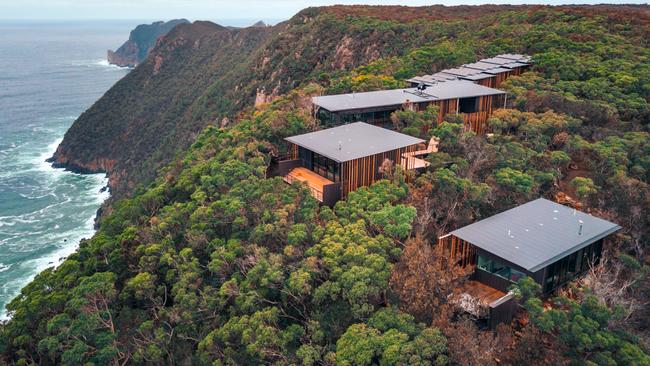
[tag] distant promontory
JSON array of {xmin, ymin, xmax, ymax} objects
[{"xmin": 107, "ymin": 19, "xmax": 189, "ymax": 67}]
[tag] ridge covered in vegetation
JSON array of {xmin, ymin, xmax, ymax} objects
[{"xmin": 2, "ymin": 4, "xmax": 649, "ymax": 366}]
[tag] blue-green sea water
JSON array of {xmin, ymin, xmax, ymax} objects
[{"xmin": 0, "ymin": 21, "xmax": 133, "ymax": 319}]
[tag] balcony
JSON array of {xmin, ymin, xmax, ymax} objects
[
  {"xmin": 283, "ymin": 167, "xmax": 341, "ymax": 206},
  {"xmin": 400, "ymin": 136, "xmax": 439, "ymax": 170}
]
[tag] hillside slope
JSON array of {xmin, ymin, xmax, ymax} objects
[{"xmin": 3, "ymin": 4, "xmax": 650, "ymax": 365}]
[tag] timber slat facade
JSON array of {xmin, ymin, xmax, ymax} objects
[
  {"xmin": 437, "ymin": 198, "xmax": 621, "ymax": 328},
  {"xmin": 312, "ymin": 54, "xmax": 530, "ymax": 136},
  {"xmin": 276, "ymin": 122, "xmax": 426, "ymax": 204}
]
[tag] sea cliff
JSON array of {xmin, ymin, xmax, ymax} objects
[{"xmin": 107, "ymin": 19, "xmax": 189, "ymax": 67}]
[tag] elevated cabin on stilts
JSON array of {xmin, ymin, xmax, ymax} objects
[
  {"xmin": 269, "ymin": 122, "xmax": 428, "ymax": 206},
  {"xmin": 439, "ymin": 198, "xmax": 621, "ymax": 328}
]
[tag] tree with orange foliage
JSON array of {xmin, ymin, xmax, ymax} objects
[{"xmin": 390, "ymin": 236, "xmax": 472, "ymax": 322}]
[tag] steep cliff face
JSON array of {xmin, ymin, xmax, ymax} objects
[
  {"xmin": 55, "ymin": 20, "xmax": 272, "ymax": 197},
  {"xmin": 107, "ymin": 19, "xmax": 189, "ymax": 67}
]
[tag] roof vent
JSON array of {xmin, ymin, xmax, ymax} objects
[
  {"xmin": 338, "ymin": 141, "xmax": 342, "ymax": 151},
  {"xmin": 578, "ymin": 220, "xmax": 584, "ymax": 235}
]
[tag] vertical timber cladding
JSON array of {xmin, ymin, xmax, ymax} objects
[
  {"xmin": 437, "ymin": 234, "xmax": 477, "ymax": 268},
  {"xmin": 462, "ymin": 94, "xmax": 507, "ymax": 135},
  {"xmin": 476, "ymin": 76, "xmax": 497, "ymax": 88},
  {"xmin": 493, "ymin": 71, "xmax": 511, "ymax": 87},
  {"xmin": 289, "ymin": 142, "xmax": 298, "ymax": 159},
  {"xmin": 339, "ymin": 144, "xmax": 421, "ymax": 198},
  {"xmin": 431, "ymin": 99, "xmax": 459, "ymax": 125},
  {"xmin": 508, "ymin": 65, "xmax": 526, "ymax": 76}
]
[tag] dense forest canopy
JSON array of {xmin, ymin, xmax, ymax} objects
[{"xmin": 2, "ymin": 4, "xmax": 649, "ymax": 366}]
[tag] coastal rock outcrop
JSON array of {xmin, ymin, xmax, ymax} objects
[{"xmin": 107, "ymin": 19, "xmax": 189, "ymax": 67}]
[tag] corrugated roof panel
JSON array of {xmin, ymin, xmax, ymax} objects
[{"xmin": 450, "ymin": 198, "xmax": 621, "ymax": 272}]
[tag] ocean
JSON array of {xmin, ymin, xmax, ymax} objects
[{"xmin": 0, "ymin": 21, "xmax": 133, "ymax": 319}]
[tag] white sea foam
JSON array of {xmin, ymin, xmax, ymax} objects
[
  {"xmin": 95, "ymin": 59, "xmax": 132, "ymax": 70},
  {"xmin": 0, "ymin": 132, "xmax": 110, "ymax": 321}
]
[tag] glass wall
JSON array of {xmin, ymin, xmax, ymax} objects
[
  {"xmin": 339, "ymin": 110, "xmax": 395, "ymax": 128},
  {"xmin": 544, "ymin": 240, "xmax": 603, "ymax": 293},
  {"xmin": 297, "ymin": 147, "xmax": 340, "ymax": 182},
  {"xmin": 477, "ymin": 255, "xmax": 527, "ymax": 283},
  {"xmin": 317, "ymin": 108, "xmax": 337, "ymax": 127},
  {"xmin": 298, "ymin": 146, "xmax": 313, "ymax": 170},
  {"xmin": 312, "ymin": 152, "xmax": 340, "ymax": 182}
]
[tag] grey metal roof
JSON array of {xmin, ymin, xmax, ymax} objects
[
  {"xmin": 407, "ymin": 73, "xmax": 457, "ymax": 84},
  {"xmin": 482, "ymin": 67, "xmax": 513, "ymax": 75},
  {"xmin": 312, "ymin": 88, "xmax": 431, "ymax": 112},
  {"xmin": 285, "ymin": 122, "xmax": 424, "ymax": 163},
  {"xmin": 312, "ymin": 80, "xmax": 505, "ymax": 112},
  {"xmin": 459, "ymin": 73, "xmax": 495, "ymax": 81},
  {"xmin": 494, "ymin": 53, "xmax": 532, "ymax": 63},
  {"xmin": 463, "ymin": 61, "xmax": 505, "ymax": 71},
  {"xmin": 480, "ymin": 57, "xmax": 518, "ymax": 65},
  {"xmin": 407, "ymin": 54, "xmax": 531, "ymax": 86},
  {"xmin": 442, "ymin": 67, "xmax": 483, "ymax": 77},
  {"xmin": 434, "ymin": 72, "xmax": 463, "ymax": 80},
  {"xmin": 501, "ymin": 62, "xmax": 530, "ymax": 69},
  {"xmin": 450, "ymin": 198, "xmax": 621, "ymax": 272}
]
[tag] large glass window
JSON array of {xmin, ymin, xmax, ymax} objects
[
  {"xmin": 338, "ymin": 109, "xmax": 396, "ymax": 128},
  {"xmin": 544, "ymin": 241, "xmax": 602, "ymax": 293},
  {"xmin": 311, "ymin": 152, "xmax": 339, "ymax": 182},
  {"xmin": 317, "ymin": 108, "xmax": 337, "ymax": 127},
  {"xmin": 459, "ymin": 97, "xmax": 479, "ymax": 113},
  {"xmin": 477, "ymin": 255, "xmax": 526, "ymax": 283}
]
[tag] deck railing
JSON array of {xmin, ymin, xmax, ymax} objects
[{"xmin": 284, "ymin": 170, "xmax": 324, "ymax": 202}]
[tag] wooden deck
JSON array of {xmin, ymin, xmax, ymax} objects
[
  {"xmin": 284, "ymin": 167, "xmax": 333, "ymax": 202},
  {"xmin": 461, "ymin": 280, "xmax": 507, "ymax": 305},
  {"xmin": 450, "ymin": 280, "xmax": 508, "ymax": 318},
  {"xmin": 401, "ymin": 137, "xmax": 439, "ymax": 170}
]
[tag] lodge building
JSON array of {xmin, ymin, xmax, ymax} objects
[
  {"xmin": 313, "ymin": 54, "xmax": 531, "ymax": 135},
  {"xmin": 269, "ymin": 122, "xmax": 435, "ymax": 206},
  {"xmin": 274, "ymin": 55, "xmax": 619, "ymax": 329},
  {"xmin": 313, "ymin": 80, "xmax": 506, "ymax": 135},
  {"xmin": 407, "ymin": 53, "xmax": 532, "ymax": 88},
  {"xmin": 438, "ymin": 198, "xmax": 621, "ymax": 328}
]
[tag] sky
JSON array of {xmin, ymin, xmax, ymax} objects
[{"xmin": 0, "ymin": 0, "xmax": 646, "ymax": 24}]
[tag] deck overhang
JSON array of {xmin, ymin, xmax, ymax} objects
[{"xmin": 283, "ymin": 167, "xmax": 340, "ymax": 206}]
